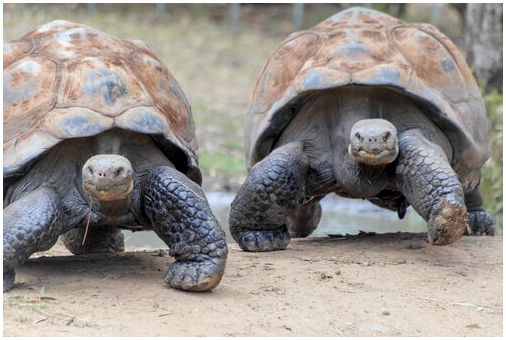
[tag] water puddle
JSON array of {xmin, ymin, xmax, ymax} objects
[{"xmin": 123, "ymin": 191, "xmax": 426, "ymax": 250}]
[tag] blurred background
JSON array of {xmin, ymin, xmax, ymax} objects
[{"xmin": 4, "ymin": 3, "xmax": 503, "ymax": 242}]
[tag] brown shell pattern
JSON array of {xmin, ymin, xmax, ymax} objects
[
  {"xmin": 247, "ymin": 7, "xmax": 489, "ymax": 189},
  {"xmin": 4, "ymin": 20, "xmax": 198, "ymax": 179}
]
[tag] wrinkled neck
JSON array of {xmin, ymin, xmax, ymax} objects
[
  {"xmin": 84, "ymin": 190, "xmax": 133, "ymax": 217},
  {"xmin": 337, "ymin": 159, "xmax": 390, "ymax": 196}
]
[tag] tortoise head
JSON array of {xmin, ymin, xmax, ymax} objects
[
  {"xmin": 82, "ymin": 154, "xmax": 134, "ymax": 202},
  {"xmin": 348, "ymin": 119, "xmax": 399, "ymax": 166}
]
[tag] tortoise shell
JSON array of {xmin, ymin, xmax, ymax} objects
[
  {"xmin": 4, "ymin": 20, "xmax": 201, "ymax": 184},
  {"xmin": 246, "ymin": 7, "xmax": 490, "ymax": 190}
]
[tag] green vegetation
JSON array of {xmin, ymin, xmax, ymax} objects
[
  {"xmin": 200, "ymin": 151, "xmax": 244, "ymax": 175},
  {"xmin": 6, "ymin": 295, "xmax": 42, "ymax": 307},
  {"xmin": 14, "ymin": 315, "xmax": 31, "ymax": 323},
  {"xmin": 7, "ymin": 295, "xmax": 26, "ymax": 306},
  {"xmin": 481, "ymin": 91, "xmax": 503, "ymax": 231}
]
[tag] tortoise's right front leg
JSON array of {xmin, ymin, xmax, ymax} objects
[
  {"xmin": 229, "ymin": 142, "xmax": 309, "ymax": 251},
  {"xmin": 142, "ymin": 166, "xmax": 228, "ymax": 292},
  {"xmin": 4, "ymin": 187, "xmax": 63, "ymax": 291},
  {"xmin": 464, "ymin": 185, "xmax": 495, "ymax": 235}
]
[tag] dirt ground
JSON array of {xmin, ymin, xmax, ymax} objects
[{"xmin": 3, "ymin": 233, "xmax": 502, "ymax": 336}]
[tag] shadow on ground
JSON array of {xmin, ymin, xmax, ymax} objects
[{"xmin": 4, "ymin": 233, "xmax": 502, "ymax": 337}]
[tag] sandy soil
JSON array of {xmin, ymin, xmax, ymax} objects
[{"xmin": 3, "ymin": 233, "xmax": 503, "ymax": 336}]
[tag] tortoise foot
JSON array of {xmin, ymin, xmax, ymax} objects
[
  {"xmin": 3, "ymin": 270, "xmax": 15, "ymax": 292},
  {"xmin": 467, "ymin": 210, "xmax": 495, "ymax": 236},
  {"xmin": 165, "ymin": 257, "xmax": 226, "ymax": 292},
  {"xmin": 235, "ymin": 226, "xmax": 290, "ymax": 252},
  {"xmin": 427, "ymin": 200, "xmax": 468, "ymax": 246}
]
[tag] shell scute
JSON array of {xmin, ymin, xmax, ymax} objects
[
  {"xmin": 62, "ymin": 57, "xmax": 150, "ymax": 116},
  {"xmin": 115, "ymin": 106, "xmax": 169, "ymax": 135},
  {"xmin": 247, "ymin": 7, "xmax": 489, "ymax": 188},
  {"xmin": 392, "ymin": 26, "xmax": 468, "ymax": 103},
  {"xmin": 35, "ymin": 26, "xmax": 127, "ymax": 60},
  {"xmin": 22, "ymin": 20, "xmax": 81, "ymax": 39},
  {"xmin": 250, "ymin": 32, "xmax": 322, "ymax": 116},
  {"xmin": 4, "ymin": 21, "xmax": 200, "ymax": 184},
  {"xmin": 4, "ymin": 56, "xmax": 58, "ymax": 142},
  {"xmin": 4, "ymin": 40, "xmax": 33, "ymax": 68},
  {"xmin": 45, "ymin": 107, "xmax": 114, "ymax": 139},
  {"xmin": 128, "ymin": 51, "xmax": 195, "ymax": 149}
]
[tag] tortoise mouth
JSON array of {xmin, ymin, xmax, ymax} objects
[
  {"xmin": 349, "ymin": 145, "xmax": 399, "ymax": 166},
  {"xmin": 83, "ymin": 180, "xmax": 134, "ymax": 202}
]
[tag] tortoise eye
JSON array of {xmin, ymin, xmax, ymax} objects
[
  {"xmin": 115, "ymin": 167, "xmax": 125, "ymax": 177},
  {"xmin": 383, "ymin": 132, "xmax": 391, "ymax": 142}
]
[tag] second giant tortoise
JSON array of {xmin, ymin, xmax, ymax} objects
[
  {"xmin": 4, "ymin": 20, "xmax": 227, "ymax": 292},
  {"xmin": 229, "ymin": 7, "xmax": 494, "ymax": 252}
]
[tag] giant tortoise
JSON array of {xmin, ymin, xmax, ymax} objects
[
  {"xmin": 229, "ymin": 7, "xmax": 494, "ymax": 252},
  {"xmin": 4, "ymin": 20, "xmax": 227, "ymax": 292}
]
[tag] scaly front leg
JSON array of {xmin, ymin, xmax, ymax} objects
[
  {"xmin": 229, "ymin": 142, "xmax": 309, "ymax": 251},
  {"xmin": 142, "ymin": 166, "xmax": 228, "ymax": 292},
  {"xmin": 4, "ymin": 187, "xmax": 63, "ymax": 291},
  {"xmin": 464, "ymin": 185, "xmax": 495, "ymax": 235},
  {"xmin": 396, "ymin": 130, "xmax": 469, "ymax": 245}
]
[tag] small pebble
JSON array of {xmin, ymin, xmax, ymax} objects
[
  {"xmin": 320, "ymin": 273, "xmax": 332, "ymax": 280},
  {"xmin": 382, "ymin": 309, "xmax": 390, "ymax": 316}
]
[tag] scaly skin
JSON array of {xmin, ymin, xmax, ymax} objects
[
  {"xmin": 60, "ymin": 227, "xmax": 125, "ymax": 255},
  {"xmin": 229, "ymin": 142, "xmax": 308, "ymax": 251},
  {"xmin": 142, "ymin": 166, "xmax": 228, "ymax": 291},
  {"xmin": 4, "ymin": 186, "xmax": 63, "ymax": 291},
  {"xmin": 233, "ymin": 88, "xmax": 493, "ymax": 252},
  {"xmin": 3, "ymin": 131, "xmax": 227, "ymax": 293},
  {"xmin": 396, "ymin": 130, "xmax": 469, "ymax": 245},
  {"xmin": 464, "ymin": 186, "xmax": 496, "ymax": 235},
  {"xmin": 286, "ymin": 200, "xmax": 322, "ymax": 238}
]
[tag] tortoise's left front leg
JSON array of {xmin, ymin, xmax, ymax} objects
[
  {"xmin": 396, "ymin": 130, "xmax": 469, "ymax": 245},
  {"xmin": 141, "ymin": 166, "xmax": 228, "ymax": 292},
  {"xmin": 286, "ymin": 200, "xmax": 322, "ymax": 238}
]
